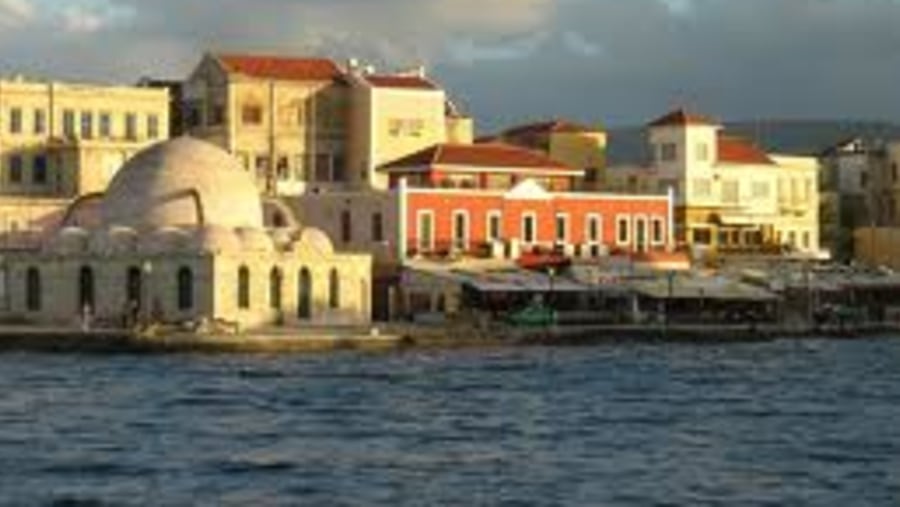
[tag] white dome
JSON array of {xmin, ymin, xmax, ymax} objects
[
  {"xmin": 139, "ymin": 227, "xmax": 190, "ymax": 254},
  {"xmin": 48, "ymin": 227, "xmax": 89, "ymax": 255},
  {"xmin": 106, "ymin": 226, "xmax": 139, "ymax": 255},
  {"xmin": 236, "ymin": 227, "xmax": 275, "ymax": 252},
  {"xmin": 190, "ymin": 225, "xmax": 243, "ymax": 253},
  {"xmin": 99, "ymin": 137, "xmax": 264, "ymax": 230},
  {"xmin": 295, "ymin": 227, "xmax": 334, "ymax": 256}
]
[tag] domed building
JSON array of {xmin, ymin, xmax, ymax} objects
[{"xmin": 0, "ymin": 137, "xmax": 372, "ymax": 330}]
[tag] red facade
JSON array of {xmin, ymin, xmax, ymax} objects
[{"xmin": 402, "ymin": 186, "xmax": 672, "ymax": 258}]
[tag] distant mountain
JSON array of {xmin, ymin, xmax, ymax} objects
[{"xmin": 606, "ymin": 120, "xmax": 900, "ymax": 166}]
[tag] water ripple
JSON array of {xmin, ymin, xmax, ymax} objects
[{"xmin": 0, "ymin": 338, "xmax": 898, "ymax": 505}]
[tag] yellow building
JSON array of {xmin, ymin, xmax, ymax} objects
[
  {"xmin": 346, "ymin": 67, "xmax": 473, "ymax": 190},
  {"xmin": 607, "ymin": 110, "xmax": 822, "ymax": 258},
  {"xmin": 489, "ymin": 119, "xmax": 607, "ymax": 189},
  {"xmin": 183, "ymin": 53, "xmax": 473, "ymax": 194},
  {"xmin": 0, "ymin": 76, "xmax": 170, "ymax": 237}
]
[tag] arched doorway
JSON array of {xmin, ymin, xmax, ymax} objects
[
  {"xmin": 177, "ymin": 266, "xmax": 193, "ymax": 310},
  {"xmin": 26, "ymin": 267, "xmax": 41, "ymax": 311},
  {"xmin": 126, "ymin": 266, "xmax": 142, "ymax": 325},
  {"xmin": 298, "ymin": 267, "xmax": 312, "ymax": 320},
  {"xmin": 269, "ymin": 267, "xmax": 283, "ymax": 310},
  {"xmin": 79, "ymin": 265, "xmax": 95, "ymax": 311}
]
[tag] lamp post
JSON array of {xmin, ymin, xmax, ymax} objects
[
  {"xmin": 142, "ymin": 260, "xmax": 153, "ymax": 327},
  {"xmin": 547, "ymin": 266, "xmax": 556, "ymax": 307},
  {"xmin": 665, "ymin": 270, "xmax": 675, "ymax": 329}
]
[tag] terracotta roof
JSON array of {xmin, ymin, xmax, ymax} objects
[
  {"xmin": 502, "ymin": 119, "xmax": 599, "ymax": 137},
  {"xmin": 717, "ymin": 135, "xmax": 775, "ymax": 165},
  {"xmin": 215, "ymin": 53, "xmax": 343, "ymax": 82},
  {"xmin": 648, "ymin": 109, "xmax": 719, "ymax": 128},
  {"xmin": 383, "ymin": 143, "xmax": 573, "ymax": 171},
  {"xmin": 365, "ymin": 74, "xmax": 438, "ymax": 90}
]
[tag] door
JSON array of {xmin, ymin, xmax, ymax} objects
[{"xmin": 298, "ymin": 267, "xmax": 312, "ymax": 320}]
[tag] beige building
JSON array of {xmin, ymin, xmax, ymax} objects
[
  {"xmin": 607, "ymin": 110, "xmax": 822, "ymax": 258},
  {"xmin": 488, "ymin": 119, "xmax": 607, "ymax": 189},
  {"xmin": 0, "ymin": 76, "xmax": 169, "ymax": 242},
  {"xmin": 183, "ymin": 52, "xmax": 473, "ymax": 194},
  {"xmin": 0, "ymin": 137, "xmax": 371, "ymax": 330}
]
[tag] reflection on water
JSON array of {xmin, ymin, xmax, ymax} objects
[{"xmin": 0, "ymin": 339, "xmax": 899, "ymax": 505}]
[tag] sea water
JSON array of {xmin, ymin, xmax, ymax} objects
[{"xmin": 0, "ymin": 338, "xmax": 898, "ymax": 505}]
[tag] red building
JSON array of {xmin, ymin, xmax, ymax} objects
[{"xmin": 383, "ymin": 143, "xmax": 674, "ymax": 260}]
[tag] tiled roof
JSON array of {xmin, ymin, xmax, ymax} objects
[
  {"xmin": 383, "ymin": 143, "xmax": 573, "ymax": 171},
  {"xmin": 215, "ymin": 53, "xmax": 343, "ymax": 82},
  {"xmin": 717, "ymin": 135, "xmax": 775, "ymax": 165},
  {"xmin": 502, "ymin": 119, "xmax": 599, "ymax": 137},
  {"xmin": 648, "ymin": 109, "xmax": 719, "ymax": 128},
  {"xmin": 365, "ymin": 74, "xmax": 438, "ymax": 90}
]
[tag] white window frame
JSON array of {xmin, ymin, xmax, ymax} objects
[
  {"xmin": 451, "ymin": 209, "xmax": 469, "ymax": 252},
  {"xmin": 416, "ymin": 210, "xmax": 435, "ymax": 252},
  {"xmin": 554, "ymin": 212, "xmax": 569, "ymax": 244},
  {"xmin": 615, "ymin": 214, "xmax": 631, "ymax": 246},
  {"xmin": 651, "ymin": 216, "xmax": 665, "ymax": 246},
  {"xmin": 486, "ymin": 210, "xmax": 502, "ymax": 243},
  {"xmin": 521, "ymin": 212, "xmax": 538, "ymax": 245},
  {"xmin": 633, "ymin": 214, "xmax": 649, "ymax": 252}
]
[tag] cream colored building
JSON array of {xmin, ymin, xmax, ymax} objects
[
  {"xmin": 346, "ymin": 68, "xmax": 473, "ymax": 190},
  {"xmin": 607, "ymin": 110, "xmax": 822, "ymax": 258},
  {"xmin": 0, "ymin": 137, "xmax": 371, "ymax": 330},
  {"xmin": 183, "ymin": 53, "xmax": 351, "ymax": 196},
  {"xmin": 184, "ymin": 53, "xmax": 473, "ymax": 195},
  {"xmin": 0, "ymin": 76, "xmax": 169, "ymax": 247},
  {"xmin": 489, "ymin": 120, "xmax": 607, "ymax": 189}
]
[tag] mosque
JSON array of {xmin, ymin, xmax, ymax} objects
[{"xmin": 0, "ymin": 137, "xmax": 372, "ymax": 331}]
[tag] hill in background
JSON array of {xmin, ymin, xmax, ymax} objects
[{"xmin": 606, "ymin": 120, "xmax": 900, "ymax": 166}]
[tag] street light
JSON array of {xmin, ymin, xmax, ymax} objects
[{"xmin": 142, "ymin": 260, "xmax": 153, "ymax": 327}]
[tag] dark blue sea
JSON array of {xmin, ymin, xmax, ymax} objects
[{"xmin": 1, "ymin": 338, "xmax": 899, "ymax": 506}]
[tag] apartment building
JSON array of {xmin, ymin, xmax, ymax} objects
[
  {"xmin": 607, "ymin": 109, "xmax": 822, "ymax": 258},
  {"xmin": 0, "ymin": 77, "xmax": 169, "ymax": 237},
  {"xmin": 487, "ymin": 119, "xmax": 607, "ymax": 189}
]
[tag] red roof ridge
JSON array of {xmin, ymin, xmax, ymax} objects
[
  {"xmin": 364, "ymin": 73, "xmax": 438, "ymax": 90},
  {"xmin": 213, "ymin": 52, "xmax": 343, "ymax": 82},
  {"xmin": 716, "ymin": 134, "xmax": 775, "ymax": 165}
]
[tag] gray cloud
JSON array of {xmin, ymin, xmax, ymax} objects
[{"xmin": 1, "ymin": 0, "xmax": 899, "ymax": 131}]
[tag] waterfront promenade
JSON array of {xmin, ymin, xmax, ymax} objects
[{"xmin": 0, "ymin": 320, "xmax": 898, "ymax": 354}]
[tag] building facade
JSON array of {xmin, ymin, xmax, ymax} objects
[
  {"xmin": 0, "ymin": 138, "xmax": 371, "ymax": 330},
  {"xmin": 488, "ymin": 120, "xmax": 607, "ymax": 189},
  {"xmin": 182, "ymin": 53, "xmax": 472, "ymax": 195},
  {"xmin": 0, "ymin": 77, "xmax": 170, "ymax": 238},
  {"xmin": 607, "ymin": 109, "xmax": 822, "ymax": 258}
]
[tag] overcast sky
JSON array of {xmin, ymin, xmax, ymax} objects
[{"xmin": 1, "ymin": 0, "xmax": 899, "ymax": 132}]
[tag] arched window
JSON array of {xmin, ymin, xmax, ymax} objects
[
  {"xmin": 26, "ymin": 267, "xmax": 41, "ymax": 311},
  {"xmin": 126, "ymin": 267, "xmax": 142, "ymax": 306},
  {"xmin": 340, "ymin": 209, "xmax": 352, "ymax": 244},
  {"xmin": 177, "ymin": 267, "xmax": 193, "ymax": 310},
  {"xmin": 298, "ymin": 267, "xmax": 312, "ymax": 319},
  {"xmin": 238, "ymin": 265, "xmax": 250, "ymax": 309},
  {"xmin": 269, "ymin": 267, "xmax": 282, "ymax": 309},
  {"xmin": 79, "ymin": 265, "xmax": 95, "ymax": 311},
  {"xmin": 329, "ymin": 268, "xmax": 340, "ymax": 309}
]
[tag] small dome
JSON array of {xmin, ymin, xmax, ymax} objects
[
  {"xmin": 295, "ymin": 227, "xmax": 334, "ymax": 256},
  {"xmin": 236, "ymin": 227, "xmax": 274, "ymax": 252},
  {"xmin": 48, "ymin": 227, "xmax": 89, "ymax": 255},
  {"xmin": 139, "ymin": 227, "xmax": 190, "ymax": 254},
  {"xmin": 99, "ymin": 137, "xmax": 264, "ymax": 230},
  {"xmin": 106, "ymin": 226, "xmax": 139, "ymax": 255},
  {"xmin": 190, "ymin": 225, "xmax": 242, "ymax": 253}
]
